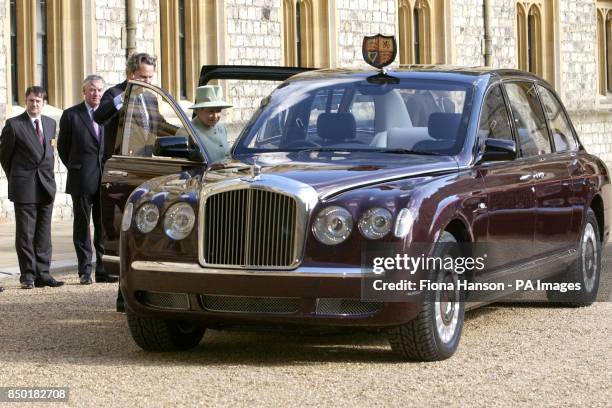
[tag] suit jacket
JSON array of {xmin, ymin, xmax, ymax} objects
[
  {"xmin": 0, "ymin": 112, "xmax": 56, "ymax": 203},
  {"xmin": 93, "ymin": 81, "xmax": 127, "ymax": 161},
  {"xmin": 58, "ymin": 102, "xmax": 105, "ymax": 195}
]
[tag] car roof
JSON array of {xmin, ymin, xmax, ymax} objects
[{"xmin": 287, "ymin": 65, "xmax": 543, "ymax": 85}]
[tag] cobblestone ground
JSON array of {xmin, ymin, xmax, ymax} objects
[{"xmin": 0, "ymin": 252, "xmax": 610, "ymax": 407}]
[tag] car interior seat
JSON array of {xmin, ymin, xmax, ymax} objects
[
  {"xmin": 317, "ymin": 112, "xmax": 357, "ymax": 145},
  {"xmin": 370, "ymin": 90, "xmax": 413, "ymax": 148},
  {"xmin": 412, "ymin": 112, "xmax": 462, "ymax": 152}
]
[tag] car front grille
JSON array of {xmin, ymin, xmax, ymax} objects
[
  {"xmin": 203, "ymin": 189, "xmax": 297, "ymax": 267},
  {"xmin": 199, "ymin": 295, "xmax": 301, "ymax": 314}
]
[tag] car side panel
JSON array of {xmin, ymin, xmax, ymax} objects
[{"xmin": 531, "ymin": 154, "xmax": 575, "ymax": 256}]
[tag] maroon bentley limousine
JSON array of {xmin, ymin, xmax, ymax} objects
[{"xmin": 100, "ymin": 64, "xmax": 611, "ymax": 361}]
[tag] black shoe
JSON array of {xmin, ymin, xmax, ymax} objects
[
  {"xmin": 21, "ymin": 281, "xmax": 34, "ymax": 289},
  {"xmin": 79, "ymin": 274, "xmax": 93, "ymax": 285},
  {"xmin": 95, "ymin": 274, "xmax": 119, "ymax": 283},
  {"xmin": 34, "ymin": 277, "xmax": 65, "ymax": 288}
]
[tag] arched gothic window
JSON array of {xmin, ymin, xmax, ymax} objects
[
  {"xmin": 398, "ymin": 0, "xmax": 445, "ymax": 65},
  {"xmin": 596, "ymin": 4, "xmax": 612, "ymax": 95},
  {"xmin": 516, "ymin": 1, "xmax": 556, "ymax": 85},
  {"xmin": 160, "ymin": 0, "xmax": 219, "ymax": 101},
  {"xmin": 9, "ymin": 0, "xmax": 84, "ymax": 107},
  {"xmin": 282, "ymin": 0, "xmax": 330, "ymax": 67}
]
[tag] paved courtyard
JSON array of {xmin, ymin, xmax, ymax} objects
[{"xmin": 0, "ymin": 263, "xmax": 610, "ymax": 406}]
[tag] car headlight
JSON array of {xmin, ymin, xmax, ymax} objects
[
  {"xmin": 394, "ymin": 208, "xmax": 414, "ymax": 238},
  {"xmin": 163, "ymin": 202, "xmax": 195, "ymax": 240},
  {"xmin": 358, "ymin": 207, "xmax": 392, "ymax": 239},
  {"xmin": 121, "ymin": 202, "xmax": 134, "ymax": 232},
  {"xmin": 135, "ymin": 202, "xmax": 159, "ymax": 233},
  {"xmin": 312, "ymin": 206, "xmax": 353, "ymax": 245}
]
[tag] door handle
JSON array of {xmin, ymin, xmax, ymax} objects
[
  {"xmin": 534, "ymin": 172, "xmax": 545, "ymax": 180},
  {"xmin": 519, "ymin": 174, "xmax": 532, "ymax": 181},
  {"xmin": 108, "ymin": 170, "xmax": 128, "ymax": 177}
]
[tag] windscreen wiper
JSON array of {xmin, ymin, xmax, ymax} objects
[{"xmin": 375, "ymin": 148, "xmax": 444, "ymax": 156}]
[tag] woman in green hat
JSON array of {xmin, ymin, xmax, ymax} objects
[{"xmin": 186, "ymin": 85, "xmax": 233, "ymax": 163}]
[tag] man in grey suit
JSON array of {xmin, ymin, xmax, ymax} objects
[
  {"xmin": 0, "ymin": 86, "xmax": 64, "ymax": 289},
  {"xmin": 58, "ymin": 75, "xmax": 117, "ymax": 285}
]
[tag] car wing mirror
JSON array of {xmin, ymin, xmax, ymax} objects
[
  {"xmin": 154, "ymin": 136, "xmax": 203, "ymax": 161},
  {"xmin": 479, "ymin": 138, "xmax": 517, "ymax": 163}
]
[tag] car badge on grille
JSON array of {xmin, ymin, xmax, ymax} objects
[{"xmin": 246, "ymin": 164, "xmax": 261, "ymax": 182}]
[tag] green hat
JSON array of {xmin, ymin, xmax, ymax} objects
[{"xmin": 189, "ymin": 85, "xmax": 232, "ymax": 109}]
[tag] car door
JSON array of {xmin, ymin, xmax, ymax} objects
[
  {"xmin": 100, "ymin": 81, "xmax": 206, "ymax": 274},
  {"xmin": 475, "ymin": 84, "xmax": 536, "ymax": 274},
  {"xmin": 536, "ymin": 84, "xmax": 583, "ymax": 244},
  {"xmin": 504, "ymin": 81, "xmax": 574, "ymax": 263},
  {"xmin": 101, "ymin": 66, "xmax": 313, "ymax": 274}
]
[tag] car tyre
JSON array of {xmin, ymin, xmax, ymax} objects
[
  {"xmin": 126, "ymin": 306, "xmax": 205, "ymax": 351},
  {"xmin": 546, "ymin": 208, "xmax": 601, "ymax": 306},
  {"xmin": 388, "ymin": 231, "xmax": 465, "ymax": 361}
]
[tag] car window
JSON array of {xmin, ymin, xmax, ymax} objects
[
  {"xmin": 504, "ymin": 82, "xmax": 552, "ymax": 157},
  {"xmin": 220, "ymin": 79, "xmax": 281, "ymax": 144},
  {"xmin": 478, "ymin": 85, "xmax": 513, "ymax": 142},
  {"xmin": 237, "ymin": 78, "xmax": 473, "ymax": 156},
  {"xmin": 536, "ymin": 85, "xmax": 579, "ymax": 152},
  {"xmin": 122, "ymin": 84, "xmax": 198, "ymax": 158}
]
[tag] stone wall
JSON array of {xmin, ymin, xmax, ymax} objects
[
  {"xmin": 558, "ymin": 0, "xmax": 597, "ymax": 111},
  {"xmin": 489, "ymin": 0, "xmax": 517, "ymax": 69},
  {"xmin": 93, "ymin": 0, "xmax": 157, "ymax": 84},
  {"xmin": 95, "ymin": 0, "xmax": 127, "ymax": 85},
  {"xmin": 572, "ymin": 111, "xmax": 612, "ymax": 172},
  {"xmin": 134, "ymin": 0, "xmax": 158, "ymax": 55},
  {"xmin": 452, "ymin": 0, "xmax": 485, "ymax": 66},
  {"xmin": 225, "ymin": 0, "xmax": 283, "ymax": 139},
  {"xmin": 337, "ymin": 0, "xmax": 395, "ymax": 68}
]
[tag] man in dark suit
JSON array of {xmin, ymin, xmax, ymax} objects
[
  {"xmin": 94, "ymin": 52, "xmax": 157, "ymax": 161},
  {"xmin": 93, "ymin": 53, "xmax": 157, "ymax": 311},
  {"xmin": 0, "ymin": 86, "xmax": 64, "ymax": 289},
  {"xmin": 58, "ymin": 75, "xmax": 117, "ymax": 285}
]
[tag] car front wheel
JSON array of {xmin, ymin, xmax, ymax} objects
[
  {"xmin": 126, "ymin": 307, "xmax": 205, "ymax": 351},
  {"xmin": 546, "ymin": 208, "xmax": 601, "ymax": 306},
  {"xmin": 388, "ymin": 231, "xmax": 465, "ymax": 361}
]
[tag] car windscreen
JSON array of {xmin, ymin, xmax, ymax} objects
[{"xmin": 233, "ymin": 76, "xmax": 474, "ymax": 156}]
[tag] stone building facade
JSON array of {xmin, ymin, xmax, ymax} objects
[{"xmin": 0, "ymin": 0, "xmax": 611, "ymax": 222}]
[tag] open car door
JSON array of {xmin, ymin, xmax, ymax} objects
[
  {"xmin": 101, "ymin": 66, "xmax": 313, "ymax": 274},
  {"xmin": 99, "ymin": 81, "xmax": 206, "ymax": 274}
]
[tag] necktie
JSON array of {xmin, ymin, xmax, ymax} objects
[
  {"xmin": 34, "ymin": 119, "xmax": 44, "ymax": 145},
  {"xmin": 90, "ymin": 108, "xmax": 100, "ymax": 141}
]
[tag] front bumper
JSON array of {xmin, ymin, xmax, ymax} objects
[{"xmin": 121, "ymin": 260, "xmax": 424, "ymax": 328}]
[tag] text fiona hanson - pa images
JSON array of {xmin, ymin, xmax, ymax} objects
[{"xmin": 371, "ymin": 279, "xmax": 582, "ymax": 293}]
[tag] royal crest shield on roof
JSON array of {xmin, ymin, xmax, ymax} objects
[{"xmin": 362, "ymin": 34, "xmax": 397, "ymax": 69}]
